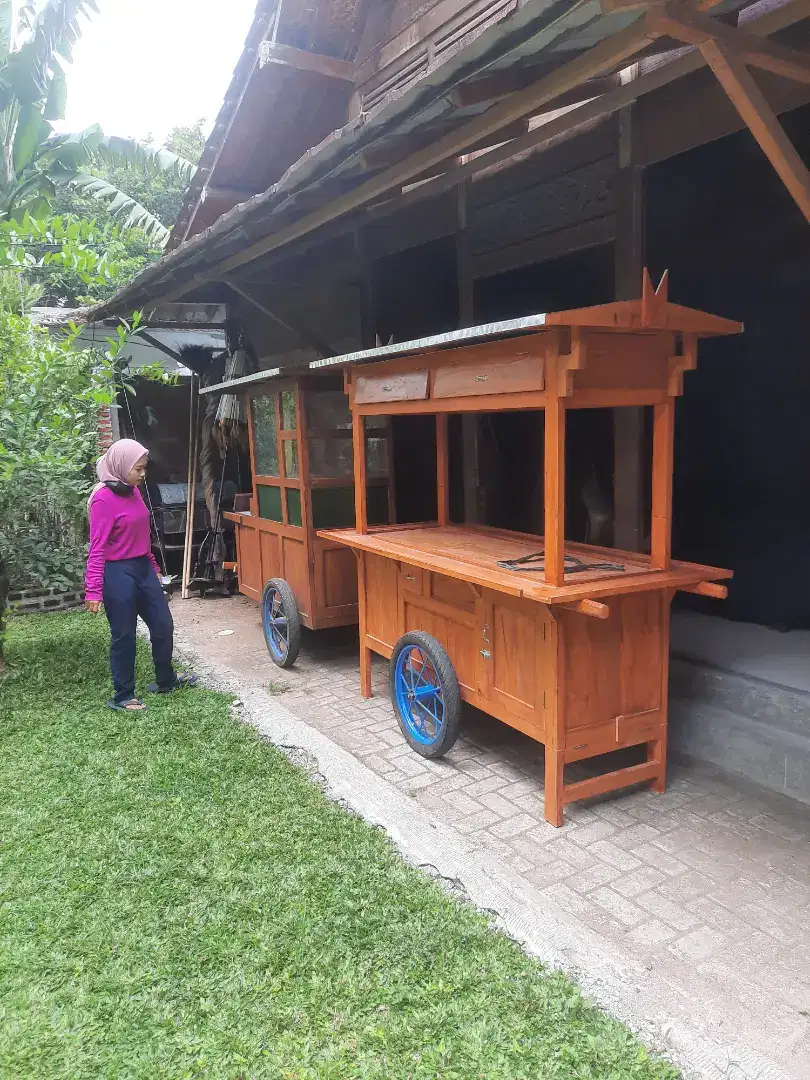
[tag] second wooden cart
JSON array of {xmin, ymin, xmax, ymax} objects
[
  {"xmin": 318, "ymin": 274, "xmax": 739, "ymax": 825},
  {"xmin": 218, "ymin": 369, "xmax": 394, "ymax": 666}
]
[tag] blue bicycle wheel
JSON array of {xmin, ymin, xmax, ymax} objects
[
  {"xmin": 261, "ymin": 579, "xmax": 301, "ymax": 668},
  {"xmin": 390, "ymin": 631, "xmax": 461, "ymax": 758}
]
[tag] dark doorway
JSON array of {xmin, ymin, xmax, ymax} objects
[
  {"xmin": 372, "ymin": 236, "xmax": 459, "ymax": 343},
  {"xmin": 473, "ymin": 243, "xmax": 614, "ymax": 322},
  {"xmin": 647, "ymin": 103, "xmax": 810, "ymax": 628}
]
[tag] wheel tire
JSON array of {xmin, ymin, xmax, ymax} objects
[
  {"xmin": 389, "ymin": 631, "xmax": 461, "ymax": 758},
  {"xmin": 261, "ymin": 578, "xmax": 302, "ymax": 669}
]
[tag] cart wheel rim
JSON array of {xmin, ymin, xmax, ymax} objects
[
  {"xmin": 394, "ymin": 645, "xmax": 445, "ymax": 745},
  {"xmin": 263, "ymin": 587, "xmax": 289, "ymax": 660}
]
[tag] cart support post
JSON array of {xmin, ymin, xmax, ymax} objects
[
  {"xmin": 353, "ymin": 411, "xmax": 368, "ymax": 534},
  {"xmin": 356, "ymin": 550, "xmax": 372, "ymax": 697},
  {"xmin": 436, "ymin": 413, "xmax": 449, "ymax": 526},
  {"xmin": 544, "ymin": 394, "xmax": 566, "ymax": 587},
  {"xmin": 651, "ymin": 399, "xmax": 675, "ymax": 569}
]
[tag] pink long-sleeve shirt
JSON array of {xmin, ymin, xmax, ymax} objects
[{"xmin": 85, "ymin": 486, "xmax": 161, "ymax": 601}]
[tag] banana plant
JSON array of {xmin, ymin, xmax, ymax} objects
[{"xmin": 0, "ymin": 1, "xmax": 196, "ymax": 246}]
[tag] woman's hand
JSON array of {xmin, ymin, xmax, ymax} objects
[{"xmin": 86, "ymin": 600, "xmax": 102, "ymax": 614}]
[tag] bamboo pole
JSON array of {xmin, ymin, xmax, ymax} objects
[{"xmin": 181, "ymin": 374, "xmax": 200, "ymax": 599}]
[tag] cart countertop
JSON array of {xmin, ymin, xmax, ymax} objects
[{"xmin": 317, "ymin": 524, "xmax": 731, "ymax": 604}]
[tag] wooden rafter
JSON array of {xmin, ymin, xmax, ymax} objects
[
  {"xmin": 649, "ymin": 1, "xmax": 810, "ymax": 86},
  {"xmin": 115, "ymin": 0, "xmax": 808, "ymax": 309},
  {"xmin": 224, "ymin": 279, "xmax": 335, "ymax": 357},
  {"xmin": 259, "ymin": 41, "xmax": 355, "ymax": 82},
  {"xmin": 201, "ymin": 184, "xmax": 258, "ymax": 204},
  {"xmin": 203, "ymin": 17, "xmax": 662, "ymax": 282},
  {"xmin": 698, "ymin": 37, "xmax": 810, "ymax": 224}
]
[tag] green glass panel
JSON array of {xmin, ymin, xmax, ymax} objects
[
  {"xmin": 251, "ymin": 395, "xmax": 278, "ymax": 476},
  {"xmin": 311, "ymin": 486, "xmax": 354, "ymax": 529},
  {"xmin": 287, "ymin": 487, "xmax": 303, "ymax": 528},
  {"xmin": 283, "ymin": 439, "xmax": 299, "ymax": 478},
  {"xmin": 281, "ymin": 390, "xmax": 297, "ymax": 431},
  {"xmin": 257, "ymin": 484, "xmax": 283, "ymax": 522},
  {"xmin": 310, "ymin": 484, "xmax": 390, "ymax": 529}
]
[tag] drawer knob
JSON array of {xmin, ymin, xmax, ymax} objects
[{"xmin": 404, "ymin": 574, "xmax": 416, "ymax": 582}]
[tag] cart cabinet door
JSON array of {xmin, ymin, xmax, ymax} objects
[
  {"xmin": 480, "ymin": 592, "xmax": 554, "ymax": 737},
  {"xmin": 561, "ymin": 591, "xmax": 667, "ymax": 762},
  {"xmin": 236, "ymin": 521, "xmax": 261, "ymax": 600}
]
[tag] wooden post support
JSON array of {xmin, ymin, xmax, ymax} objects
[
  {"xmin": 181, "ymin": 374, "xmax": 200, "ymax": 599},
  {"xmin": 544, "ymin": 392, "xmax": 566, "ymax": 587},
  {"xmin": 356, "ymin": 551, "xmax": 372, "ymax": 699},
  {"xmin": 699, "ymin": 38, "xmax": 810, "ymax": 224},
  {"xmin": 457, "ymin": 181, "xmax": 480, "ymax": 525},
  {"xmin": 650, "ymin": 399, "xmax": 675, "ymax": 569},
  {"xmin": 614, "ymin": 105, "xmax": 646, "ymax": 553},
  {"xmin": 436, "ymin": 413, "xmax": 450, "ymax": 525},
  {"xmin": 353, "ymin": 410, "xmax": 368, "ymax": 534}
]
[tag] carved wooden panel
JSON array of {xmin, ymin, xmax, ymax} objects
[{"xmin": 470, "ymin": 155, "xmax": 617, "ymax": 257}]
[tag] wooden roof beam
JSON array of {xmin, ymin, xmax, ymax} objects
[
  {"xmin": 201, "ymin": 184, "xmax": 258, "ymax": 204},
  {"xmin": 601, "ymin": 0, "xmax": 723, "ymax": 11},
  {"xmin": 450, "ymin": 71, "xmax": 622, "ymax": 108},
  {"xmin": 697, "ymin": 36, "xmax": 810, "ymax": 223},
  {"xmin": 199, "ymin": 17, "xmax": 663, "ymax": 284},
  {"xmin": 259, "ymin": 41, "xmax": 355, "ymax": 82},
  {"xmin": 649, "ymin": 1, "xmax": 810, "ymax": 85}
]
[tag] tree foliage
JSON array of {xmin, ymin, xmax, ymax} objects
[
  {"xmin": 52, "ymin": 122, "xmax": 207, "ymax": 230},
  {"xmin": 0, "ymin": 2, "xmax": 196, "ymax": 244},
  {"xmin": 0, "ymin": 212, "xmax": 161, "ymax": 304},
  {"xmin": 165, "ymin": 119, "xmax": 207, "ymax": 167},
  {"xmin": 0, "ymin": 303, "xmax": 147, "ymax": 662}
]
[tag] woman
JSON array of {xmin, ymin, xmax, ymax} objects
[{"xmin": 86, "ymin": 438, "xmax": 197, "ymax": 711}]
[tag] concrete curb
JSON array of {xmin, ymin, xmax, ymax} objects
[{"xmin": 173, "ymin": 635, "xmax": 793, "ymax": 1080}]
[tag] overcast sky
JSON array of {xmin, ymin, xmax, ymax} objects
[{"xmin": 53, "ymin": 0, "xmax": 258, "ymax": 142}]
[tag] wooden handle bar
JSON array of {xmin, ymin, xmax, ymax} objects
[
  {"xmin": 560, "ymin": 599, "xmax": 610, "ymax": 619},
  {"xmin": 678, "ymin": 581, "xmax": 728, "ymax": 600}
]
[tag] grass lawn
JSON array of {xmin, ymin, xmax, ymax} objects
[{"xmin": 0, "ymin": 611, "xmax": 679, "ymax": 1080}]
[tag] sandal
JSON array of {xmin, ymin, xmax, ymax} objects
[
  {"xmin": 147, "ymin": 673, "xmax": 200, "ymax": 694},
  {"xmin": 108, "ymin": 698, "xmax": 148, "ymax": 712}
]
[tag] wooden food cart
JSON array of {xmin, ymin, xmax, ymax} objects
[
  {"xmin": 318, "ymin": 274, "xmax": 740, "ymax": 825},
  {"xmin": 221, "ymin": 369, "xmax": 394, "ymax": 666}
]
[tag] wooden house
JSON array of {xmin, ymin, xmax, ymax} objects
[{"xmin": 90, "ymin": 0, "xmax": 810, "ymax": 806}]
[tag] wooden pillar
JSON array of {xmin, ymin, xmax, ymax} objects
[
  {"xmin": 436, "ymin": 413, "xmax": 449, "ymax": 525},
  {"xmin": 613, "ymin": 104, "xmax": 646, "ymax": 553},
  {"xmin": 356, "ymin": 550, "xmax": 372, "ymax": 698},
  {"xmin": 457, "ymin": 180, "xmax": 480, "ymax": 525},
  {"xmin": 354, "ymin": 228, "xmax": 376, "ymax": 348},
  {"xmin": 544, "ymin": 392, "xmax": 566, "ymax": 587},
  {"xmin": 352, "ymin": 410, "xmax": 367, "ymax": 534},
  {"xmin": 650, "ymin": 400, "xmax": 675, "ymax": 569},
  {"xmin": 457, "ymin": 182, "xmax": 474, "ymax": 327}
]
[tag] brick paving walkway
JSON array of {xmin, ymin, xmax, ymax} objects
[{"xmin": 173, "ymin": 595, "xmax": 810, "ymax": 1079}]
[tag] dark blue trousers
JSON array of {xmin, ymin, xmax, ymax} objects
[{"xmin": 103, "ymin": 557, "xmax": 175, "ymax": 703}]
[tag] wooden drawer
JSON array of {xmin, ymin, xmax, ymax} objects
[
  {"xmin": 399, "ymin": 565, "xmax": 424, "ymax": 593},
  {"xmin": 433, "ymin": 352, "xmax": 543, "ymax": 399},
  {"xmin": 616, "ymin": 709, "xmax": 662, "ymax": 745},
  {"xmin": 355, "ymin": 370, "xmax": 428, "ymax": 404},
  {"xmin": 565, "ymin": 709, "xmax": 663, "ymax": 763}
]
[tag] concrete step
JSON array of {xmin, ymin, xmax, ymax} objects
[{"xmin": 669, "ymin": 656, "xmax": 810, "ymax": 805}]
